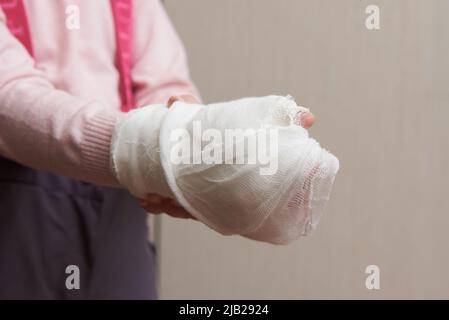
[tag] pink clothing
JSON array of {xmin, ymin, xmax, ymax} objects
[{"xmin": 0, "ymin": 0, "xmax": 199, "ymax": 186}]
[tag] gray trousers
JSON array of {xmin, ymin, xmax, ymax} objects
[{"xmin": 0, "ymin": 157, "xmax": 157, "ymax": 299}]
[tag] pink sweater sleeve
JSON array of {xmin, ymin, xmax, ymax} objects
[
  {"xmin": 0, "ymin": 9, "xmax": 122, "ymax": 186},
  {"xmin": 0, "ymin": 2, "xmax": 199, "ymax": 187}
]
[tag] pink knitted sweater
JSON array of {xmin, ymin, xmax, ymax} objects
[{"xmin": 0, "ymin": 0, "xmax": 199, "ymax": 186}]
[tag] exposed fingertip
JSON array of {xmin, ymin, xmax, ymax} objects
[
  {"xmin": 299, "ymin": 112, "xmax": 315, "ymax": 129},
  {"xmin": 167, "ymin": 96, "xmax": 180, "ymax": 107}
]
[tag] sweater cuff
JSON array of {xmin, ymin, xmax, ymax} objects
[{"xmin": 81, "ymin": 110, "xmax": 124, "ymax": 187}]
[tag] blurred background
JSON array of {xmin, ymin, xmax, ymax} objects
[{"xmin": 152, "ymin": 0, "xmax": 449, "ymax": 299}]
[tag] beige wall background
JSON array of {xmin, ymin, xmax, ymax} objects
[{"xmin": 155, "ymin": 0, "xmax": 449, "ymax": 299}]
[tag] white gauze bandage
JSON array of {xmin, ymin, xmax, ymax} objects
[
  {"xmin": 111, "ymin": 95, "xmax": 339, "ymax": 245},
  {"xmin": 111, "ymin": 104, "xmax": 173, "ymax": 198}
]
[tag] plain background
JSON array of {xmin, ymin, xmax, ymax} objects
[{"xmin": 154, "ymin": 0, "xmax": 449, "ymax": 299}]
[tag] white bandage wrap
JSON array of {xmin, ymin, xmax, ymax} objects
[
  {"xmin": 111, "ymin": 96, "xmax": 339, "ymax": 244},
  {"xmin": 111, "ymin": 104, "xmax": 173, "ymax": 198}
]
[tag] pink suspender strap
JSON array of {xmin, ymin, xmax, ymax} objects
[
  {"xmin": 110, "ymin": 0, "xmax": 135, "ymax": 113},
  {"xmin": 0, "ymin": 0, "xmax": 135, "ymax": 113},
  {"xmin": 0, "ymin": 0, "xmax": 34, "ymax": 56}
]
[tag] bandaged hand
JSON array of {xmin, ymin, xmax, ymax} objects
[
  {"xmin": 137, "ymin": 95, "xmax": 315, "ymax": 220},
  {"xmin": 110, "ymin": 95, "xmax": 339, "ymax": 244}
]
